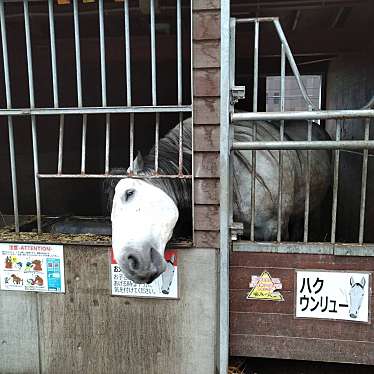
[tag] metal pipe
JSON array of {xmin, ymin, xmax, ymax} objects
[
  {"xmin": 38, "ymin": 173, "xmax": 192, "ymax": 179},
  {"xmin": 73, "ymin": 0, "xmax": 82, "ymax": 107},
  {"xmin": 232, "ymin": 109, "xmax": 374, "ymax": 122},
  {"xmin": 303, "ymin": 121, "xmax": 312, "ymax": 242},
  {"xmin": 105, "ymin": 113, "xmax": 110, "ymax": 174},
  {"xmin": 81, "ymin": 114, "xmax": 87, "ymax": 174},
  {"xmin": 358, "ymin": 118, "xmax": 370, "ymax": 244},
  {"xmin": 0, "ymin": 105, "xmax": 192, "ymax": 116},
  {"xmin": 124, "ymin": 0, "xmax": 134, "ymax": 172},
  {"xmin": 250, "ymin": 20, "xmax": 259, "ymax": 241},
  {"xmin": 236, "ymin": 17, "xmax": 278, "ymax": 23},
  {"xmin": 331, "ymin": 120, "xmax": 341, "ymax": 244},
  {"xmin": 177, "ymin": 0, "xmax": 183, "ymax": 175},
  {"xmin": 273, "ymin": 19, "xmax": 315, "ymax": 110},
  {"xmin": 276, "ymin": 44, "xmax": 286, "ymax": 242},
  {"xmin": 232, "ymin": 140, "xmax": 374, "ymax": 150},
  {"xmin": 57, "ymin": 115, "xmax": 64, "ymax": 174},
  {"xmin": 219, "ymin": 0, "xmax": 231, "ymax": 371},
  {"xmin": 24, "ymin": 0, "xmax": 41, "ymax": 233},
  {"xmin": 0, "ymin": 0, "xmax": 19, "ymax": 233}
]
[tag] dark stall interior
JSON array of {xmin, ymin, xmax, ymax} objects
[
  {"xmin": 0, "ymin": 1, "xmax": 191, "ymax": 234},
  {"xmin": 231, "ymin": 0, "xmax": 374, "ymax": 243}
]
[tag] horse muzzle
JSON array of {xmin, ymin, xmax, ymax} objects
[{"xmin": 117, "ymin": 246, "xmax": 167, "ymax": 284}]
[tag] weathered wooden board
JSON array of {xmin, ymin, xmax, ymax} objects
[{"xmin": 230, "ymin": 251, "xmax": 374, "ymax": 364}]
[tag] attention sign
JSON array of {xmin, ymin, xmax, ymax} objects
[{"xmin": 247, "ymin": 271, "xmax": 284, "ymax": 301}]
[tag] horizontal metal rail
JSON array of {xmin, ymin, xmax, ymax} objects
[
  {"xmin": 232, "ymin": 109, "xmax": 374, "ymax": 122},
  {"xmin": 233, "ymin": 241, "xmax": 374, "ymax": 257},
  {"xmin": 38, "ymin": 174, "xmax": 192, "ymax": 179},
  {"xmin": 0, "ymin": 105, "xmax": 192, "ymax": 116},
  {"xmin": 236, "ymin": 17, "xmax": 278, "ymax": 23},
  {"xmin": 232, "ymin": 140, "xmax": 374, "ymax": 150}
]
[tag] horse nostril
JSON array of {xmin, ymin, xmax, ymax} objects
[{"xmin": 127, "ymin": 255, "xmax": 139, "ymax": 271}]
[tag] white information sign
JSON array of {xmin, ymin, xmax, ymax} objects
[
  {"xmin": 296, "ymin": 270, "xmax": 370, "ymax": 322},
  {"xmin": 0, "ymin": 243, "xmax": 65, "ymax": 293},
  {"xmin": 110, "ymin": 249, "xmax": 178, "ymax": 299}
]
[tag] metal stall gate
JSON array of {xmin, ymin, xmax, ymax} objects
[
  {"xmin": 220, "ymin": 4, "xmax": 374, "ymax": 373},
  {"xmin": 0, "ymin": 0, "xmax": 192, "ymax": 237}
]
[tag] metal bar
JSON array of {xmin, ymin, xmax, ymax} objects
[
  {"xmin": 358, "ymin": 118, "xmax": 370, "ymax": 244},
  {"xmin": 236, "ymin": 17, "xmax": 278, "ymax": 23},
  {"xmin": 105, "ymin": 113, "xmax": 110, "ymax": 174},
  {"xmin": 233, "ymin": 241, "xmax": 374, "ymax": 257},
  {"xmin": 57, "ymin": 114, "xmax": 64, "ymax": 174},
  {"xmin": 331, "ymin": 120, "xmax": 341, "ymax": 244},
  {"xmin": 303, "ymin": 121, "xmax": 312, "ymax": 242},
  {"xmin": 232, "ymin": 109, "xmax": 374, "ymax": 122},
  {"xmin": 250, "ymin": 20, "xmax": 260, "ymax": 241},
  {"xmin": 276, "ymin": 44, "xmax": 286, "ymax": 242},
  {"xmin": 0, "ymin": 105, "xmax": 192, "ymax": 115},
  {"xmin": 38, "ymin": 174, "xmax": 192, "ymax": 179},
  {"xmin": 0, "ymin": 0, "xmax": 19, "ymax": 233},
  {"xmin": 24, "ymin": 0, "xmax": 41, "ymax": 233},
  {"xmin": 291, "ymin": 9, "xmax": 301, "ymax": 31},
  {"xmin": 124, "ymin": 0, "xmax": 134, "ymax": 172},
  {"xmin": 273, "ymin": 19, "xmax": 315, "ymax": 109},
  {"xmin": 177, "ymin": 0, "xmax": 183, "ymax": 175},
  {"xmin": 48, "ymin": 0, "xmax": 58, "ymax": 107},
  {"xmin": 98, "ymin": 0, "xmax": 110, "ymax": 174},
  {"xmin": 73, "ymin": 0, "xmax": 82, "ymax": 107},
  {"xmin": 81, "ymin": 114, "xmax": 87, "ymax": 174},
  {"xmin": 232, "ymin": 140, "xmax": 374, "ymax": 150},
  {"xmin": 219, "ymin": 1, "xmax": 231, "ymax": 372}
]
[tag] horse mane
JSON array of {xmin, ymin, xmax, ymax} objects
[{"xmin": 103, "ymin": 118, "xmax": 192, "ymax": 215}]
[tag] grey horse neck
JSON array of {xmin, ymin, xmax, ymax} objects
[{"xmin": 140, "ymin": 118, "xmax": 192, "ymax": 209}]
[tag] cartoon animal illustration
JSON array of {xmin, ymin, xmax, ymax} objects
[
  {"xmin": 25, "ymin": 262, "xmax": 33, "ymax": 271},
  {"xmin": 349, "ymin": 276, "xmax": 366, "ymax": 319},
  {"xmin": 161, "ymin": 255, "xmax": 176, "ymax": 295},
  {"xmin": 32, "ymin": 260, "xmax": 42, "ymax": 271},
  {"xmin": 4, "ymin": 256, "xmax": 12, "ymax": 269},
  {"xmin": 32, "ymin": 275, "xmax": 44, "ymax": 286},
  {"xmin": 10, "ymin": 274, "xmax": 23, "ymax": 285},
  {"xmin": 14, "ymin": 261, "xmax": 22, "ymax": 270}
]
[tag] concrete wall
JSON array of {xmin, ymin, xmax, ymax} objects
[{"xmin": 0, "ymin": 246, "xmax": 217, "ymax": 374}]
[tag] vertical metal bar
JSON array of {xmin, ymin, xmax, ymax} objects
[
  {"xmin": 277, "ymin": 44, "xmax": 286, "ymax": 242},
  {"xmin": 177, "ymin": 0, "xmax": 183, "ymax": 175},
  {"xmin": 150, "ymin": 0, "xmax": 160, "ymax": 173},
  {"xmin": 273, "ymin": 19, "xmax": 315, "ymax": 110},
  {"xmin": 303, "ymin": 118, "xmax": 312, "ymax": 242},
  {"xmin": 124, "ymin": 0, "xmax": 134, "ymax": 172},
  {"xmin": 98, "ymin": 0, "xmax": 110, "ymax": 174},
  {"xmin": 81, "ymin": 114, "xmax": 87, "ymax": 174},
  {"xmin": 359, "ymin": 118, "xmax": 370, "ymax": 244},
  {"xmin": 219, "ymin": 0, "xmax": 231, "ymax": 368},
  {"xmin": 250, "ymin": 20, "xmax": 259, "ymax": 241},
  {"xmin": 48, "ymin": 0, "xmax": 65, "ymax": 175},
  {"xmin": 73, "ymin": 0, "xmax": 87, "ymax": 174},
  {"xmin": 24, "ymin": 0, "xmax": 41, "ymax": 232},
  {"xmin": 331, "ymin": 120, "xmax": 341, "ymax": 243},
  {"xmin": 0, "ymin": 0, "xmax": 19, "ymax": 232}
]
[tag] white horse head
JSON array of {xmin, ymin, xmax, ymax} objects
[
  {"xmin": 349, "ymin": 276, "xmax": 366, "ymax": 319},
  {"xmin": 111, "ymin": 153, "xmax": 179, "ymax": 284}
]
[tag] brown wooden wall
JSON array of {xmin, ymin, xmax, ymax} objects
[
  {"xmin": 192, "ymin": 0, "xmax": 220, "ymax": 249},
  {"xmin": 230, "ymin": 252, "xmax": 374, "ymax": 365}
]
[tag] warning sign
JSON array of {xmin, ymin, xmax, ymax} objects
[{"xmin": 247, "ymin": 271, "xmax": 284, "ymax": 301}]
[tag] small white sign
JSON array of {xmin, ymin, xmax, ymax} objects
[
  {"xmin": 0, "ymin": 243, "xmax": 65, "ymax": 293},
  {"xmin": 296, "ymin": 270, "xmax": 370, "ymax": 322},
  {"xmin": 110, "ymin": 249, "xmax": 178, "ymax": 299}
]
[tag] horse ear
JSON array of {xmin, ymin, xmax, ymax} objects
[
  {"xmin": 127, "ymin": 151, "xmax": 144, "ymax": 173},
  {"xmin": 350, "ymin": 276, "xmax": 354, "ymax": 287},
  {"xmin": 360, "ymin": 276, "xmax": 366, "ymax": 288}
]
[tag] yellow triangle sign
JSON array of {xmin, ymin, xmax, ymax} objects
[{"xmin": 246, "ymin": 271, "xmax": 284, "ymax": 301}]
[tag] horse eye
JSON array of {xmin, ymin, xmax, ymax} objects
[{"xmin": 124, "ymin": 189, "xmax": 135, "ymax": 202}]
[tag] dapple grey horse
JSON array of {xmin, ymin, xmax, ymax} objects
[{"xmin": 110, "ymin": 117, "xmax": 331, "ymax": 283}]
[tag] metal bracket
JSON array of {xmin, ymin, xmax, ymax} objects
[
  {"xmin": 230, "ymin": 85, "xmax": 245, "ymax": 105},
  {"xmin": 230, "ymin": 222, "xmax": 244, "ymax": 241}
]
